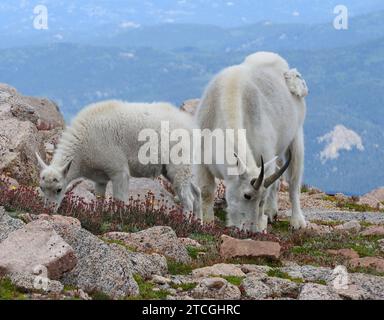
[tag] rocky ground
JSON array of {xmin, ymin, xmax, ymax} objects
[{"xmin": 1, "ymin": 85, "xmax": 384, "ymax": 300}]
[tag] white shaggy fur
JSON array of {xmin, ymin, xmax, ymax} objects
[
  {"xmin": 194, "ymin": 52, "xmax": 308, "ymax": 232},
  {"xmin": 37, "ymin": 100, "xmax": 201, "ymax": 215}
]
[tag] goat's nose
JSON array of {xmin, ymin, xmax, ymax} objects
[{"xmin": 244, "ymin": 194, "xmax": 252, "ymax": 200}]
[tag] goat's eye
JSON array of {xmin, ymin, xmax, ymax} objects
[
  {"xmin": 53, "ymin": 178, "xmax": 58, "ymax": 183},
  {"xmin": 57, "ymin": 188, "xmax": 62, "ymax": 194},
  {"xmin": 244, "ymin": 194, "xmax": 252, "ymax": 200}
]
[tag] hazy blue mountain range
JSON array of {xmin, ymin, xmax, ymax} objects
[
  {"xmin": 0, "ymin": 4, "xmax": 383, "ymax": 195},
  {"xmin": 1, "ymin": 0, "xmax": 384, "ymax": 48}
]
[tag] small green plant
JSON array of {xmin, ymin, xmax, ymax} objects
[
  {"xmin": 167, "ymin": 260, "xmax": 193, "ymax": 276},
  {"xmin": 129, "ymin": 275, "xmax": 169, "ymax": 300},
  {"xmin": 214, "ymin": 209, "xmax": 227, "ymax": 224},
  {"xmin": 89, "ymin": 291, "xmax": 112, "ymax": 300},
  {"xmin": 267, "ymin": 269, "xmax": 304, "ymax": 284},
  {"xmin": 221, "ymin": 276, "xmax": 244, "ymax": 286},
  {"xmin": 301, "ymin": 185, "xmax": 310, "ymax": 193},
  {"xmin": 0, "ymin": 278, "xmax": 26, "ymax": 300},
  {"xmin": 186, "ymin": 246, "xmax": 205, "ymax": 259},
  {"xmin": 170, "ymin": 282, "xmax": 197, "ymax": 291},
  {"xmin": 101, "ymin": 237, "xmax": 137, "ymax": 252},
  {"xmin": 189, "ymin": 233, "xmax": 217, "ymax": 245}
]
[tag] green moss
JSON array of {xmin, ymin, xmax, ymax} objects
[
  {"xmin": 273, "ymin": 220, "xmax": 291, "ymax": 233},
  {"xmin": 128, "ymin": 275, "xmax": 169, "ymax": 300},
  {"xmin": 170, "ymin": 282, "xmax": 197, "ymax": 291},
  {"xmin": 267, "ymin": 269, "xmax": 304, "ymax": 284},
  {"xmin": 301, "ymin": 185, "xmax": 310, "ymax": 193},
  {"xmin": 226, "ymin": 257, "xmax": 282, "ymax": 268},
  {"xmin": 322, "ymin": 195, "xmax": 378, "ymax": 212},
  {"xmin": 0, "ymin": 278, "xmax": 26, "ymax": 300},
  {"xmin": 189, "ymin": 233, "xmax": 217, "ymax": 245},
  {"xmin": 100, "ymin": 222, "xmax": 112, "ymax": 234},
  {"xmin": 315, "ymin": 280, "xmax": 327, "ymax": 285},
  {"xmin": 186, "ymin": 246, "xmax": 205, "ymax": 259},
  {"xmin": 89, "ymin": 291, "xmax": 112, "ymax": 300},
  {"xmin": 101, "ymin": 237, "xmax": 137, "ymax": 252},
  {"xmin": 221, "ymin": 276, "xmax": 245, "ymax": 286},
  {"xmin": 214, "ymin": 209, "xmax": 227, "ymax": 224},
  {"xmin": 167, "ymin": 260, "xmax": 193, "ymax": 275}
]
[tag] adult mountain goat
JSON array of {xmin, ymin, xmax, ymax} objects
[
  {"xmin": 194, "ymin": 52, "xmax": 308, "ymax": 232},
  {"xmin": 36, "ymin": 100, "xmax": 201, "ymax": 216}
]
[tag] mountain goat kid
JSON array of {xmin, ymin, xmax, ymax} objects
[
  {"xmin": 195, "ymin": 52, "xmax": 308, "ymax": 232},
  {"xmin": 36, "ymin": 100, "xmax": 201, "ymax": 216}
]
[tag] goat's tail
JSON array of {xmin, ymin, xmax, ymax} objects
[{"xmin": 284, "ymin": 68, "xmax": 309, "ymax": 98}]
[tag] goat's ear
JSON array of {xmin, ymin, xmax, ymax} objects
[
  {"xmin": 36, "ymin": 152, "xmax": 48, "ymax": 169},
  {"xmin": 234, "ymin": 153, "xmax": 247, "ymax": 176},
  {"xmin": 60, "ymin": 160, "xmax": 72, "ymax": 177}
]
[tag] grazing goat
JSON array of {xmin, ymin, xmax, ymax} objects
[
  {"xmin": 194, "ymin": 52, "xmax": 308, "ymax": 232},
  {"xmin": 37, "ymin": 100, "xmax": 201, "ymax": 216}
]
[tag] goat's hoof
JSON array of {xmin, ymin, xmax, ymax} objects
[{"xmin": 290, "ymin": 216, "xmax": 307, "ymax": 230}]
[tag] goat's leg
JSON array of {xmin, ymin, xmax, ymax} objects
[
  {"xmin": 287, "ymin": 128, "xmax": 307, "ymax": 230},
  {"xmin": 95, "ymin": 182, "xmax": 108, "ymax": 198},
  {"xmin": 252, "ymin": 201, "xmax": 268, "ymax": 233},
  {"xmin": 111, "ymin": 169, "xmax": 130, "ymax": 204},
  {"xmin": 194, "ymin": 165, "xmax": 216, "ymax": 223},
  {"xmin": 265, "ymin": 180, "xmax": 280, "ymax": 223}
]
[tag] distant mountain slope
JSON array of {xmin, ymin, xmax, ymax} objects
[
  {"xmin": 1, "ymin": 4, "xmax": 384, "ymax": 49},
  {"xmin": 0, "ymin": 36, "xmax": 383, "ymax": 194}
]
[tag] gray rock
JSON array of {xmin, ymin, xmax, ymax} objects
[
  {"xmin": 0, "ymin": 220, "xmax": 77, "ymax": 280},
  {"xmin": 192, "ymin": 264, "xmax": 245, "ymax": 278},
  {"xmin": 280, "ymin": 264, "xmax": 333, "ymax": 282},
  {"xmin": 348, "ymin": 273, "xmax": 384, "ymax": 300},
  {"xmin": 298, "ymin": 283, "xmax": 342, "ymax": 300},
  {"xmin": 280, "ymin": 209, "xmax": 384, "ymax": 225},
  {"xmin": 52, "ymin": 223, "xmax": 139, "ymax": 299},
  {"xmin": 192, "ymin": 277, "xmax": 241, "ymax": 300},
  {"xmin": 9, "ymin": 272, "xmax": 64, "ymax": 295},
  {"xmin": 263, "ymin": 277, "xmax": 301, "ymax": 298},
  {"xmin": 104, "ymin": 226, "xmax": 191, "ymax": 264},
  {"xmin": 109, "ymin": 244, "xmax": 168, "ymax": 279},
  {"xmin": 241, "ymin": 276, "xmax": 272, "ymax": 299},
  {"xmin": 0, "ymin": 84, "xmax": 64, "ymax": 184},
  {"xmin": 0, "ymin": 207, "xmax": 24, "ymax": 242}
]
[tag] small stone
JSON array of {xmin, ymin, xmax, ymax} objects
[
  {"xmin": 305, "ymin": 222, "xmax": 332, "ymax": 236},
  {"xmin": 298, "ymin": 283, "xmax": 341, "ymax": 300},
  {"xmin": 104, "ymin": 226, "xmax": 191, "ymax": 263},
  {"xmin": 335, "ymin": 220, "xmax": 361, "ymax": 233},
  {"xmin": 239, "ymin": 264, "xmax": 272, "ymax": 275},
  {"xmin": 327, "ymin": 249, "xmax": 359, "ymax": 260},
  {"xmin": 152, "ymin": 275, "xmax": 172, "ymax": 285},
  {"xmin": 0, "ymin": 207, "xmax": 25, "ymax": 242},
  {"xmin": 178, "ymin": 237, "xmax": 203, "ymax": 249},
  {"xmin": 360, "ymin": 226, "xmax": 384, "ymax": 237},
  {"xmin": 219, "ymin": 235, "xmax": 281, "ymax": 259},
  {"xmin": 378, "ymin": 239, "xmax": 384, "ymax": 253},
  {"xmin": 0, "ymin": 220, "xmax": 77, "ymax": 280},
  {"xmin": 9, "ymin": 272, "xmax": 64, "ymax": 294},
  {"xmin": 192, "ymin": 277, "xmax": 241, "ymax": 300},
  {"xmin": 36, "ymin": 214, "xmax": 82, "ymax": 229},
  {"xmin": 241, "ymin": 276, "xmax": 272, "ymax": 299},
  {"xmin": 333, "ymin": 284, "xmax": 370, "ymax": 300},
  {"xmin": 192, "ymin": 263, "xmax": 245, "ymax": 278},
  {"xmin": 349, "ymin": 257, "xmax": 384, "ymax": 273}
]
